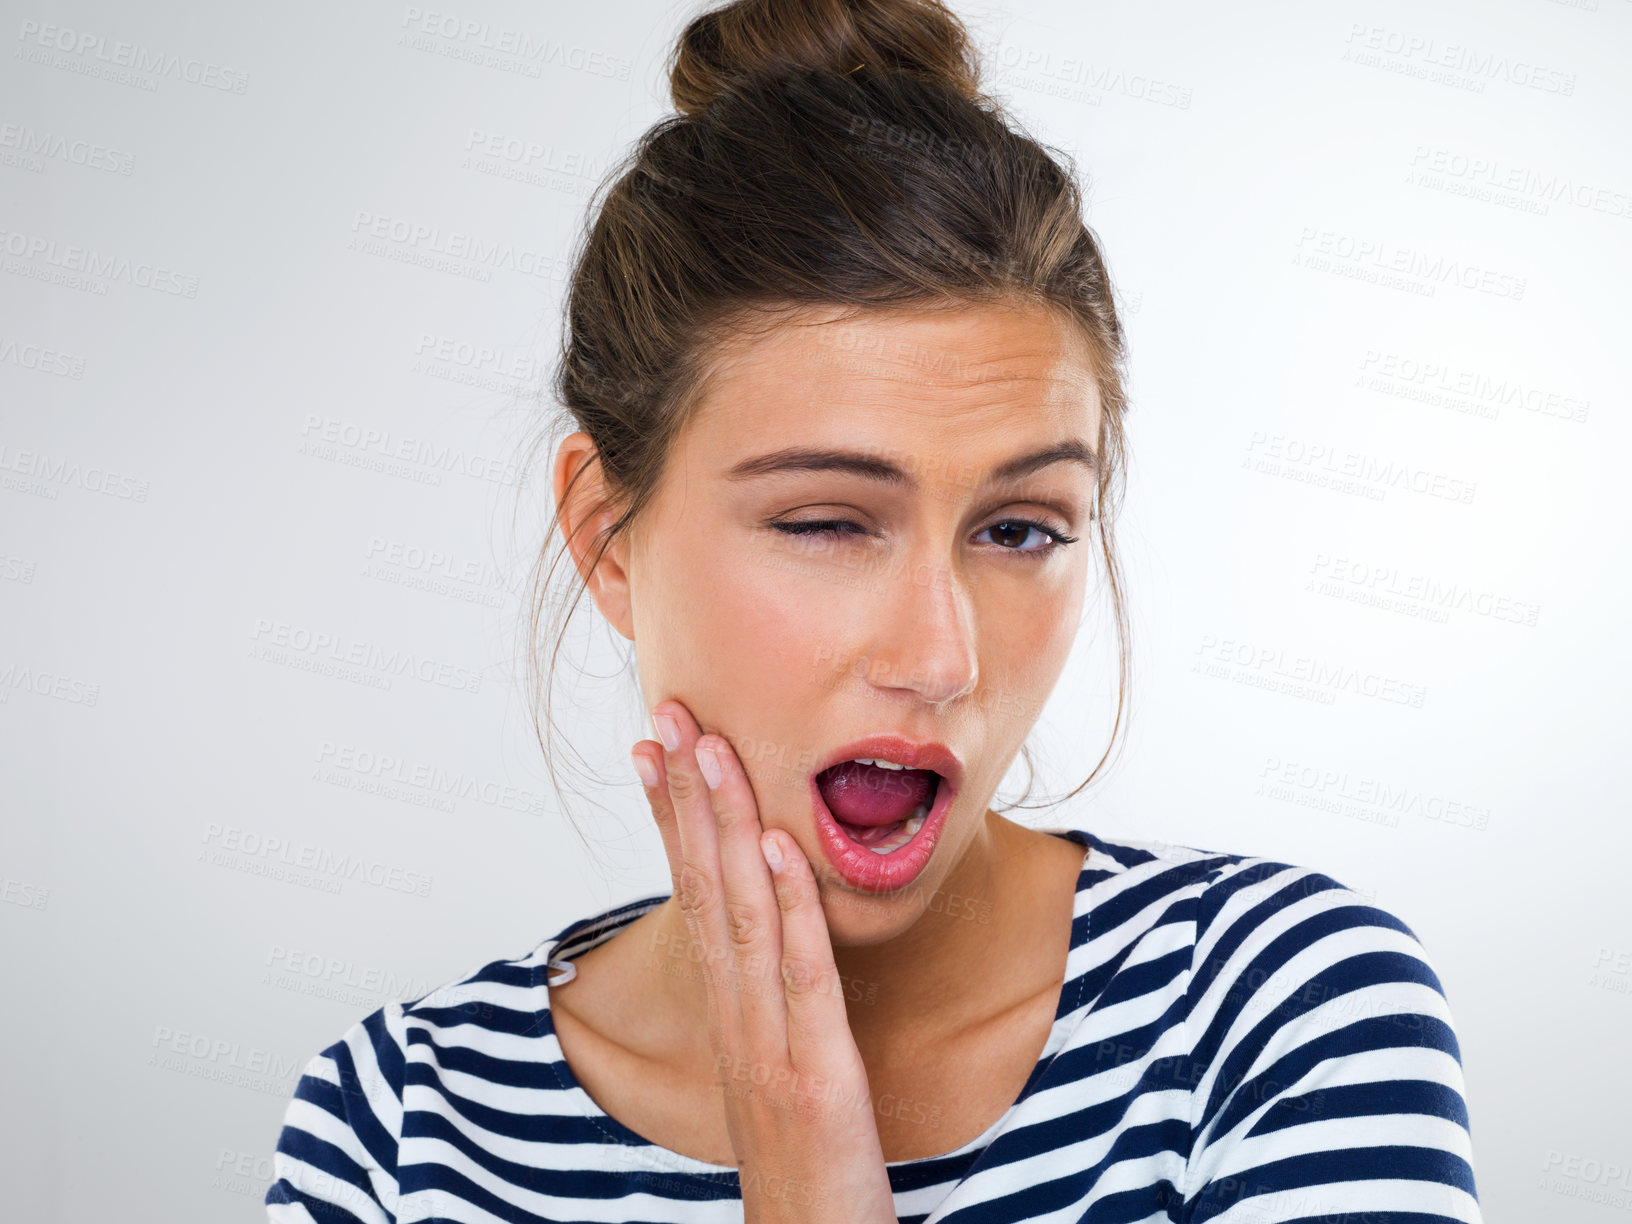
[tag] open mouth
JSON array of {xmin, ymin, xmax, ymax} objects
[
  {"xmin": 814, "ymin": 758, "xmax": 943, "ymax": 856},
  {"xmin": 805, "ymin": 736, "xmax": 962, "ymax": 893}
]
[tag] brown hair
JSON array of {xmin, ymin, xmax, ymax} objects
[{"xmin": 514, "ymin": 0, "xmax": 1133, "ymax": 848}]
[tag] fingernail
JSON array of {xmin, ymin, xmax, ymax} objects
[
  {"xmin": 631, "ymin": 748, "xmax": 659, "ymax": 789},
  {"xmin": 653, "ymin": 711, "xmax": 680, "ymax": 751},
  {"xmin": 760, "ymin": 832, "xmax": 784, "ymax": 873},
  {"xmin": 694, "ymin": 741, "xmax": 722, "ymax": 789}
]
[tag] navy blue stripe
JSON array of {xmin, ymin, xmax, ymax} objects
[
  {"xmin": 264, "ymin": 1178, "xmax": 372, "ymax": 1223},
  {"xmin": 1187, "ymin": 1144, "xmax": 1478, "ymax": 1221},
  {"xmin": 1250, "ymin": 1077, "xmax": 1471, "ymax": 1137},
  {"xmin": 329, "ymin": 1038, "xmax": 398, "ymax": 1183},
  {"xmin": 270, "ymin": 1121, "xmax": 379, "ymax": 1219}
]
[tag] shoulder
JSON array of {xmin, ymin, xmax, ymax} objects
[
  {"xmin": 398, "ymin": 939, "xmax": 553, "ymax": 1034},
  {"xmin": 1173, "ymin": 845, "xmax": 1448, "ymax": 1032},
  {"xmin": 276, "ymin": 939, "xmax": 531, "ymax": 1124},
  {"xmin": 267, "ymin": 998, "xmax": 412, "ymax": 1220},
  {"xmin": 314, "ymin": 933, "xmax": 556, "ymax": 1067},
  {"xmin": 288, "ymin": 892, "xmax": 668, "ymax": 1094},
  {"xmin": 266, "ymin": 938, "xmax": 560, "ymax": 1219},
  {"xmin": 283, "ymin": 997, "xmax": 413, "ymax": 1141},
  {"xmin": 1082, "ymin": 831, "xmax": 1411, "ymax": 937},
  {"xmin": 1078, "ymin": 833, "xmax": 1452, "ymax": 1036},
  {"xmin": 1098, "ymin": 843, "xmax": 1483, "ymax": 1216}
]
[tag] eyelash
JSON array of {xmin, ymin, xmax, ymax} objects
[{"xmin": 769, "ymin": 517, "xmax": 1080, "ymax": 558}]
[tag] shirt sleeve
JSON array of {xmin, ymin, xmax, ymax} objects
[
  {"xmin": 1178, "ymin": 862, "xmax": 1482, "ymax": 1223},
  {"xmin": 265, "ymin": 1003, "xmax": 407, "ymax": 1224}
]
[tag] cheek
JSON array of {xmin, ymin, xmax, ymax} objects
[
  {"xmin": 977, "ymin": 574, "xmax": 1084, "ymax": 710},
  {"xmin": 651, "ymin": 540, "xmax": 826, "ymax": 742},
  {"xmin": 699, "ymin": 554, "xmax": 842, "ymax": 803},
  {"xmin": 1034, "ymin": 583, "xmax": 1084, "ymax": 670},
  {"xmin": 683, "ymin": 544, "xmax": 822, "ymax": 677}
]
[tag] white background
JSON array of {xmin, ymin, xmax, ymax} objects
[{"xmin": 2, "ymin": 0, "xmax": 1627, "ymax": 1219}]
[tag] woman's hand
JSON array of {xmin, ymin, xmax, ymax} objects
[{"xmin": 631, "ymin": 699, "xmax": 898, "ymax": 1224}]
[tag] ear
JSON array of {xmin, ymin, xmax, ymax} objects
[{"xmin": 552, "ymin": 431, "xmax": 636, "ymax": 642}]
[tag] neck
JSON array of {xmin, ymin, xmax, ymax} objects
[{"xmin": 641, "ymin": 811, "xmax": 1073, "ymax": 1054}]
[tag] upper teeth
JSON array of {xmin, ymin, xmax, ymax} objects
[{"xmin": 852, "ymin": 757, "xmax": 907, "ymax": 770}]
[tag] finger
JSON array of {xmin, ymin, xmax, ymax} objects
[
  {"xmin": 631, "ymin": 741, "xmax": 681, "ymax": 894},
  {"xmin": 652, "ymin": 700, "xmax": 737, "ymax": 1046},
  {"xmin": 763, "ymin": 830, "xmax": 862, "ymax": 1077},
  {"xmin": 695, "ymin": 729, "xmax": 789, "ymax": 1062}
]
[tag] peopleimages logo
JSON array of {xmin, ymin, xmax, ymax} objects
[
  {"xmin": 1310, "ymin": 553, "xmax": 1540, "ymax": 627},
  {"xmin": 1342, "ymin": 23, "xmax": 1576, "ymax": 95},
  {"xmin": 0, "ymin": 336, "xmax": 88, "ymax": 379},
  {"xmin": 0, "ymin": 665, "xmax": 99, "ymax": 705},
  {"xmin": 349, "ymin": 210, "xmax": 571, "ymax": 282},
  {"xmin": 151, "ymin": 1025, "xmax": 300, "ymax": 1079},
  {"xmin": 1408, "ymin": 147, "xmax": 1631, "ymax": 220},
  {"xmin": 398, "ymin": 7, "xmax": 632, "ymax": 80},
  {"xmin": 1243, "ymin": 432, "xmax": 1477, "ymax": 506},
  {"xmin": 314, "ymin": 740, "xmax": 550, "ymax": 816},
  {"xmin": 0, "ymin": 226, "xmax": 199, "ymax": 297},
  {"xmin": 264, "ymin": 945, "xmax": 436, "ymax": 1005},
  {"xmin": 1540, "ymin": 1150, "xmax": 1632, "ymax": 1210},
  {"xmin": 248, "ymin": 616, "xmax": 484, "ymax": 694},
  {"xmin": 0, "ymin": 122, "xmax": 135, "ymax": 174},
  {"xmin": 1257, "ymin": 757, "xmax": 1490, "ymax": 831},
  {"xmin": 1356, "ymin": 350, "xmax": 1590, "ymax": 425},
  {"xmin": 0, "ymin": 442, "xmax": 150, "ymax": 501},
  {"xmin": 1195, "ymin": 634, "xmax": 1428, "ymax": 709},
  {"xmin": 198, "ymin": 822, "xmax": 434, "ymax": 897},
  {"xmin": 1294, "ymin": 227, "xmax": 1526, "ymax": 301},
  {"xmin": 14, "ymin": 19, "xmax": 251, "ymax": 93},
  {"xmin": 989, "ymin": 42, "xmax": 1194, "ymax": 109}
]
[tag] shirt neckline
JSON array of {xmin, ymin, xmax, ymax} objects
[{"xmin": 536, "ymin": 827, "xmax": 1095, "ymax": 1177}]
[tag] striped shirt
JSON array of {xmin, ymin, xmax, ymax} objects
[{"xmin": 265, "ymin": 828, "xmax": 1481, "ymax": 1222}]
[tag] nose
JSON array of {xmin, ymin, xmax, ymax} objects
[{"xmin": 859, "ymin": 552, "xmax": 979, "ymax": 708}]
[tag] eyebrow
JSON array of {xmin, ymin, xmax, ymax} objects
[{"xmin": 723, "ymin": 439, "xmax": 1099, "ymax": 489}]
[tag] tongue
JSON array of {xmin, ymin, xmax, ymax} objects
[{"xmin": 817, "ymin": 761, "xmax": 935, "ymax": 827}]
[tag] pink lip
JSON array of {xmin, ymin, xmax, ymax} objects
[{"xmin": 808, "ymin": 735, "xmax": 963, "ymax": 894}]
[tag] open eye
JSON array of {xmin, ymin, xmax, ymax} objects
[{"xmin": 979, "ymin": 520, "xmax": 1078, "ymax": 554}]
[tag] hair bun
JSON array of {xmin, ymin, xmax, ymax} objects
[{"xmin": 668, "ymin": 0, "xmax": 982, "ymax": 116}]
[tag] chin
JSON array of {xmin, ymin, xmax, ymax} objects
[{"xmin": 806, "ymin": 846, "xmax": 959, "ymax": 942}]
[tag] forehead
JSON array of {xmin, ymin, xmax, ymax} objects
[{"xmin": 687, "ymin": 300, "xmax": 1102, "ymax": 449}]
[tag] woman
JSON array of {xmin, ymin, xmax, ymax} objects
[{"xmin": 266, "ymin": 0, "xmax": 1480, "ymax": 1220}]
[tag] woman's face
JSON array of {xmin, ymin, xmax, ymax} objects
[{"xmin": 571, "ymin": 299, "xmax": 1103, "ymax": 944}]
